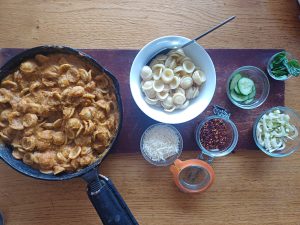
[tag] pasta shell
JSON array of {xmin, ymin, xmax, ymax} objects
[
  {"xmin": 20, "ymin": 61, "xmax": 37, "ymax": 74},
  {"xmin": 155, "ymin": 54, "xmax": 168, "ymax": 61},
  {"xmin": 164, "ymin": 106, "xmax": 176, "ymax": 112},
  {"xmin": 149, "ymin": 59, "xmax": 160, "ymax": 68},
  {"xmin": 153, "ymin": 80, "xmax": 164, "ymax": 93},
  {"xmin": 141, "ymin": 80, "xmax": 154, "ymax": 91},
  {"xmin": 0, "ymin": 122, "xmax": 7, "ymax": 128},
  {"xmin": 0, "ymin": 88, "xmax": 13, "ymax": 103},
  {"xmin": 35, "ymin": 54, "xmax": 49, "ymax": 64},
  {"xmin": 23, "ymin": 153, "xmax": 34, "ymax": 165},
  {"xmin": 152, "ymin": 64, "xmax": 165, "ymax": 80},
  {"xmin": 59, "ymin": 64, "xmax": 72, "ymax": 73},
  {"xmin": 52, "ymin": 132, "xmax": 65, "ymax": 145},
  {"xmin": 193, "ymin": 87, "xmax": 200, "ymax": 98},
  {"xmin": 179, "ymin": 56, "xmax": 192, "ymax": 64},
  {"xmin": 182, "ymin": 60, "xmax": 195, "ymax": 74},
  {"xmin": 17, "ymin": 148, "xmax": 26, "ymax": 153},
  {"xmin": 173, "ymin": 93, "xmax": 186, "ymax": 105},
  {"xmin": 169, "ymin": 59, "xmax": 177, "ymax": 69},
  {"xmin": 78, "ymin": 69, "xmax": 92, "ymax": 82},
  {"xmin": 53, "ymin": 166, "xmax": 65, "ymax": 175},
  {"xmin": 156, "ymin": 91, "xmax": 169, "ymax": 101},
  {"xmin": 21, "ymin": 136, "xmax": 36, "ymax": 151},
  {"xmin": 186, "ymin": 86, "xmax": 200, "ymax": 99},
  {"xmin": 37, "ymin": 130, "xmax": 53, "ymax": 141},
  {"xmin": 22, "ymin": 113, "xmax": 38, "ymax": 127},
  {"xmin": 58, "ymin": 75, "xmax": 70, "ymax": 88},
  {"xmin": 161, "ymin": 96, "xmax": 174, "ymax": 109},
  {"xmin": 174, "ymin": 66, "xmax": 184, "ymax": 74},
  {"xmin": 176, "ymin": 88, "xmax": 185, "ymax": 95},
  {"xmin": 169, "ymin": 76, "xmax": 180, "ymax": 89},
  {"xmin": 140, "ymin": 66, "xmax": 153, "ymax": 81},
  {"xmin": 167, "ymin": 50, "xmax": 182, "ymax": 59},
  {"xmin": 42, "ymin": 65, "xmax": 60, "ymax": 78},
  {"xmin": 12, "ymin": 149, "xmax": 24, "ymax": 160},
  {"xmin": 56, "ymin": 152, "xmax": 68, "ymax": 163},
  {"xmin": 79, "ymin": 107, "xmax": 94, "ymax": 121},
  {"xmin": 180, "ymin": 76, "xmax": 193, "ymax": 89},
  {"xmin": 20, "ymin": 88, "xmax": 30, "ymax": 97},
  {"xmin": 165, "ymin": 56, "xmax": 176, "ymax": 69},
  {"xmin": 39, "ymin": 169, "xmax": 53, "ymax": 174},
  {"xmin": 9, "ymin": 117, "xmax": 24, "ymax": 130},
  {"xmin": 186, "ymin": 87, "xmax": 195, "ymax": 99},
  {"xmin": 42, "ymin": 78, "xmax": 55, "ymax": 87},
  {"xmin": 161, "ymin": 68, "xmax": 174, "ymax": 84},
  {"xmin": 81, "ymin": 146, "xmax": 92, "ymax": 156},
  {"xmin": 1, "ymin": 80, "xmax": 18, "ymax": 90},
  {"xmin": 192, "ymin": 70, "xmax": 206, "ymax": 85},
  {"xmin": 66, "ymin": 68, "xmax": 80, "ymax": 83},
  {"xmin": 145, "ymin": 96, "xmax": 158, "ymax": 105},
  {"xmin": 63, "ymin": 107, "xmax": 75, "ymax": 119},
  {"xmin": 75, "ymin": 135, "xmax": 92, "ymax": 146},
  {"xmin": 69, "ymin": 146, "xmax": 82, "ymax": 159},
  {"xmin": 163, "ymin": 84, "xmax": 171, "ymax": 92},
  {"xmin": 144, "ymin": 88, "xmax": 156, "ymax": 99},
  {"xmin": 177, "ymin": 100, "xmax": 190, "ymax": 109}
]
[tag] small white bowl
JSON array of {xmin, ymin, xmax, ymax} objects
[{"xmin": 130, "ymin": 36, "xmax": 216, "ymax": 124}]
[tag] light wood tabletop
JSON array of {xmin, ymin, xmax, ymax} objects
[{"xmin": 0, "ymin": 0, "xmax": 300, "ymax": 225}]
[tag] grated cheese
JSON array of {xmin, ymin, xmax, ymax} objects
[{"xmin": 142, "ymin": 125, "xmax": 180, "ymax": 162}]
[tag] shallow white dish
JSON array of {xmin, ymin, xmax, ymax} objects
[{"xmin": 130, "ymin": 36, "xmax": 216, "ymax": 124}]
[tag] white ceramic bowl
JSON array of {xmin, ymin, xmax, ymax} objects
[{"xmin": 130, "ymin": 36, "xmax": 216, "ymax": 124}]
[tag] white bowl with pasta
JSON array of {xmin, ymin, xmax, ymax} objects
[{"xmin": 130, "ymin": 36, "xmax": 216, "ymax": 124}]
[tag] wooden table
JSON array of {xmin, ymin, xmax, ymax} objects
[{"xmin": 0, "ymin": 1, "xmax": 300, "ymax": 224}]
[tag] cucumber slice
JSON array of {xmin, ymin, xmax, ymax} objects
[
  {"xmin": 230, "ymin": 73, "xmax": 242, "ymax": 91},
  {"xmin": 238, "ymin": 77, "xmax": 254, "ymax": 95},
  {"xmin": 246, "ymin": 86, "xmax": 256, "ymax": 100},
  {"xmin": 234, "ymin": 85, "xmax": 241, "ymax": 95},
  {"xmin": 244, "ymin": 98, "xmax": 254, "ymax": 104},
  {"xmin": 230, "ymin": 90, "xmax": 248, "ymax": 102}
]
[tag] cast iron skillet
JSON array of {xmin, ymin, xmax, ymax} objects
[{"xmin": 0, "ymin": 46, "xmax": 138, "ymax": 225}]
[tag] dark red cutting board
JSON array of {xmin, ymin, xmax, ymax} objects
[{"xmin": 0, "ymin": 48, "xmax": 284, "ymax": 153}]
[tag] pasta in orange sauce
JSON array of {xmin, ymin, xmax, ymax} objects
[{"xmin": 0, "ymin": 54, "xmax": 119, "ymax": 175}]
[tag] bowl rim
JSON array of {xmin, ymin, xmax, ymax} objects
[
  {"xmin": 195, "ymin": 115, "xmax": 239, "ymax": 158},
  {"xmin": 140, "ymin": 123, "xmax": 183, "ymax": 166},
  {"xmin": 129, "ymin": 35, "xmax": 216, "ymax": 124},
  {"xmin": 226, "ymin": 65, "xmax": 270, "ymax": 109},
  {"xmin": 253, "ymin": 106, "xmax": 300, "ymax": 157}
]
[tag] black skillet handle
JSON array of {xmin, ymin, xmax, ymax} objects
[{"xmin": 86, "ymin": 174, "xmax": 138, "ymax": 225}]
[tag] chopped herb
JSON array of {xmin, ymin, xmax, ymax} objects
[
  {"xmin": 285, "ymin": 59, "xmax": 300, "ymax": 77},
  {"xmin": 270, "ymin": 51, "xmax": 300, "ymax": 78}
]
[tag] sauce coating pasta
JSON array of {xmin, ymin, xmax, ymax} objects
[{"xmin": 0, "ymin": 53, "xmax": 119, "ymax": 175}]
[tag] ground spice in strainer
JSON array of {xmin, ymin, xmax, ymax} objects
[{"xmin": 199, "ymin": 118, "xmax": 232, "ymax": 150}]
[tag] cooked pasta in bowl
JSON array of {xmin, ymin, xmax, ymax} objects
[{"xmin": 130, "ymin": 36, "xmax": 216, "ymax": 124}]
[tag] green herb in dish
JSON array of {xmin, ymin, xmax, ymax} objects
[
  {"xmin": 229, "ymin": 73, "xmax": 256, "ymax": 104},
  {"xmin": 269, "ymin": 51, "xmax": 300, "ymax": 78}
]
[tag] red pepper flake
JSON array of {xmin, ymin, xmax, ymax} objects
[{"xmin": 199, "ymin": 118, "xmax": 232, "ymax": 150}]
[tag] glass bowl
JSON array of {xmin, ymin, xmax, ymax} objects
[
  {"xmin": 253, "ymin": 106, "xmax": 300, "ymax": 157},
  {"xmin": 226, "ymin": 66, "xmax": 270, "ymax": 109},
  {"xmin": 267, "ymin": 51, "xmax": 293, "ymax": 81},
  {"xmin": 195, "ymin": 115, "xmax": 239, "ymax": 158},
  {"xmin": 140, "ymin": 123, "xmax": 183, "ymax": 166}
]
